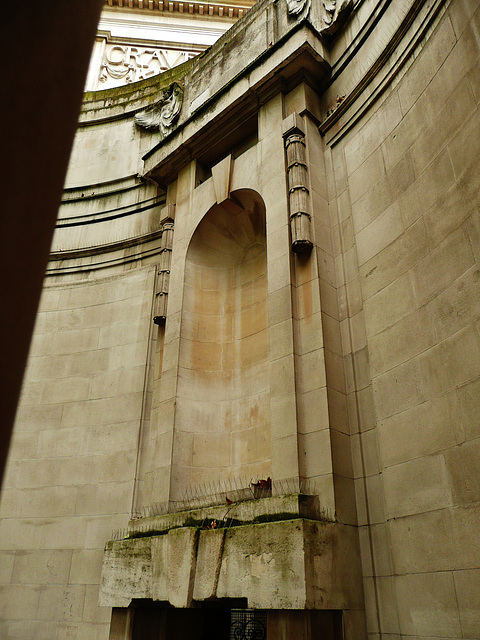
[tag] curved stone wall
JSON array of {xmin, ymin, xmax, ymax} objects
[
  {"xmin": 321, "ymin": 0, "xmax": 480, "ymax": 635},
  {"xmin": 0, "ymin": 0, "xmax": 479, "ymax": 638},
  {"xmin": 0, "ymin": 267, "xmax": 155, "ymax": 638}
]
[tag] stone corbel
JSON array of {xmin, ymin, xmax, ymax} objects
[
  {"xmin": 153, "ymin": 205, "xmax": 175, "ymax": 325},
  {"xmin": 210, "ymin": 154, "xmax": 245, "ymax": 215},
  {"xmin": 211, "ymin": 155, "xmax": 233, "ymax": 205},
  {"xmin": 135, "ymin": 82, "xmax": 184, "ymax": 137},
  {"xmin": 282, "ymin": 114, "xmax": 313, "ymax": 255}
]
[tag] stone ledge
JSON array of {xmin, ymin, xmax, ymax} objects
[
  {"xmin": 127, "ymin": 493, "xmax": 332, "ymax": 537},
  {"xmin": 100, "ymin": 517, "xmax": 364, "ymax": 611}
]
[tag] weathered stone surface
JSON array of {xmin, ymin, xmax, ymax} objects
[
  {"xmin": 2, "ymin": 0, "xmax": 480, "ymax": 638},
  {"xmin": 100, "ymin": 538, "xmax": 152, "ymax": 607},
  {"xmin": 100, "ymin": 517, "xmax": 364, "ymax": 613}
]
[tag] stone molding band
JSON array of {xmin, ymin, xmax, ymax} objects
[
  {"xmin": 57, "ymin": 196, "xmax": 164, "ymax": 228},
  {"xmin": 105, "ymin": 0, "xmax": 251, "ymax": 19}
]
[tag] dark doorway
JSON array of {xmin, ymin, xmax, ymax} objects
[
  {"xmin": 129, "ymin": 601, "xmax": 343, "ymax": 640},
  {"xmin": 131, "ymin": 600, "xmax": 236, "ymax": 640}
]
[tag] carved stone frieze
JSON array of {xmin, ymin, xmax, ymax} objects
[
  {"xmin": 99, "ymin": 45, "xmax": 194, "ymax": 87},
  {"xmin": 135, "ymin": 82, "xmax": 184, "ymax": 137}
]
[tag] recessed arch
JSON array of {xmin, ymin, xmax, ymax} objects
[{"xmin": 172, "ymin": 189, "xmax": 271, "ymax": 495}]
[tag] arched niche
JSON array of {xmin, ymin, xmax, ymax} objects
[{"xmin": 174, "ymin": 189, "xmax": 270, "ymax": 494}]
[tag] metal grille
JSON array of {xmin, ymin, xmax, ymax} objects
[{"xmin": 230, "ymin": 609, "xmax": 267, "ymax": 640}]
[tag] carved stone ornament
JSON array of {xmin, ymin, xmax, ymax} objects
[
  {"xmin": 286, "ymin": 0, "xmax": 311, "ymax": 20},
  {"xmin": 153, "ymin": 216, "xmax": 174, "ymax": 325},
  {"xmin": 134, "ymin": 82, "xmax": 184, "ymax": 137},
  {"xmin": 322, "ymin": 0, "xmax": 354, "ymax": 33},
  {"xmin": 283, "ymin": 124, "xmax": 314, "ymax": 255}
]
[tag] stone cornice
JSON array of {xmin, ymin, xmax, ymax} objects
[
  {"xmin": 143, "ymin": 29, "xmax": 330, "ymax": 186},
  {"xmin": 104, "ymin": 0, "xmax": 254, "ymax": 20}
]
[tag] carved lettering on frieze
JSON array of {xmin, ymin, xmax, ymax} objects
[
  {"xmin": 99, "ymin": 44, "xmax": 195, "ymax": 85},
  {"xmin": 134, "ymin": 82, "xmax": 184, "ymax": 137}
]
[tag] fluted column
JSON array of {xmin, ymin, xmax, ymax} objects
[
  {"xmin": 153, "ymin": 218, "xmax": 174, "ymax": 324},
  {"xmin": 284, "ymin": 121, "xmax": 313, "ymax": 255}
]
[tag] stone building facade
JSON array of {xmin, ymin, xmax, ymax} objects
[
  {"xmin": 86, "ymin": 0, "xmax": 254, "ymax": 90},
  {"xmin": 1, "ymin": 0, "xmax": 479, "ymax": 638}
]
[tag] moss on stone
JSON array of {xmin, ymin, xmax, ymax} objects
[
  {"xmin": 128, "ymin": 528, "xmax": 170, "ymax": 539},
  {"xmin": 81, "ymin": 56, "xmax": 195, "ymax": 112}
]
